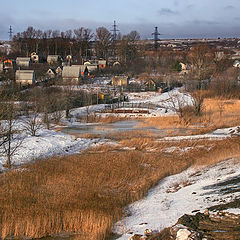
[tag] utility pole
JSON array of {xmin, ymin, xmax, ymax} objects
[
  {"xmin": 152, "ymin": 27, "xmax": 160, "ymax": 51},
  {"xmin": 8, "ymin": 26, "xmax": 13, "ymax": 41}
]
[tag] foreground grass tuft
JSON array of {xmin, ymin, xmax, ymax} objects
[{"xmin": 0, "ymin": 137, "xmax": 240, "ymax": 239}]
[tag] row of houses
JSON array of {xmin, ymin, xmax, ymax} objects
[
  {"xmin": 0, "ymin": 53, "xmax": 108, "ymax": 71},
  {"xmin": 15, "ymin": 65, "xmax": 88, "ymax": 85}
]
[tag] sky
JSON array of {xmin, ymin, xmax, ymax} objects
[{"xmin": 0, "ymin": 0, "xmax": 240, "ymax": 40}]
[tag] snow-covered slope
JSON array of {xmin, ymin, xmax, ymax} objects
[{"xmin": 115, "ymin": 158, "xmax": 240, "ymax": 239}]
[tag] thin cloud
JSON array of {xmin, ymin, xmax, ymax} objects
[
  {"xmin": 191, "ymin": 20, "xmax": 221, "ymax": 25},
  {"xmin": 157, "ymin": 8, "xmax": 179, "ymax": 16},
  {"xmin": 186, "ymin": 4, "xmax": 195, "ymax": 9},
  {"xmin": 224, "ymin": 5, "xmax": 235, "ymax": 10}
]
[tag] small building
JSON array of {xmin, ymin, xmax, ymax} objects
[
  {"xmin": 84, "ymin": 62, "xmax": 98, "ymax": 73},
  {"xmin": 16, "ymin": 57, "xmax": 30, "ymax": 68},
  {"xmin": 66, "ymin": 55, "xmax": 72, "ymax": 65},
  {"xmin": 113, "ymin": 61, "xmax": 121, "ymax": 67},
  {"xmin": 46, "ymin": 68, "xmax": 56, "ymax": 78},
  {"xmin": 31, "ymin": 52, "xmax": 39, "ymax": 63},
  {"xmin": 3, "ymin": 59, "xmax": 14, "ymax": 70},
  {"xmin": 144, "ymin": 79, "xmax": 158, "ymax": 91},
  {"xmin": 55, "ymin": 66, "xmax": 63, "ymax": 76},
  {"xmin": 16, "ymin": 70, "xmax": 35, "ymax": 86},
  {"xmin": 0, "ymin": 62, "xmax": 3, "ymax": 72},
  {"xmin": 47, "ymin": 55, "xmax": 61, "ymax": 64},
  {"xmin": 144, "ymin": 79, "xmax": 168, "ymax": 92},
  {"xmin": 62, "ymin": 65, "xmax": 88, "ymax": 83},
  {"xmin": 98, "ymin": 60, "xmax": 107, "ymax": 69},
  {"xmin": 233, "ymin": 60, "xmax": 240, "ymax": 68},
  {"xmin": 179, "ymin": 62, "xmax": 187, "ymax": 71},
  {"xmin": 112, "ymin": 75, "xmax": 129, "ymax": 87}
]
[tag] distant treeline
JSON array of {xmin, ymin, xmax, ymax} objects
[{"xmin": 11, "ymin": 26, "xmax": 142, "ymax": 64}]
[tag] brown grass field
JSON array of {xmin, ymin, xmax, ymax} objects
[
  {"xmin": 139, "ymin": 98, "xmax": 240, "ymax": 133},
  {"xmin": 0, "ymin": 136, "xmax": 240, "ymax": 239}
]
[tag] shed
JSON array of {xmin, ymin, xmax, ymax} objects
[
  {"xmin": 112, "ymin": 75, "xmax": 129, "ymax": 87},
  {"xmin": 98, "ymin": 60, "xmax": 107, "ymax": 69},
  {"xmin": 179, "ymin": 62, "xmax": 187, "ymax": 71},
  {"xmin": 144, "ymin": 79, "xmax": 168, "ymax": 92},
  {"xmin": 62, "ymin": 65, "xmax": 88, "ymax": 83},
  {"xmin": 144, "ymin": 79, "xmax": 158, "ymax": 91},
  {"xmin": 113, "ymin": 61, "xmax": 121, "ymax": 67},
  {"xmin": 84, "ymin": 62, "xmax": 98, "ymax": 73},
  {"xmin": 16, "ymin": 70, "xmax": 35, "ymax": 86},
  {"xmin": 16, "ymin": 57, "xmax": 30, "ymax": 67},
  {"xmin": 3, "ymin": 60, "xmax": 13, "ymax": 70},
  {"xmin": 56, "ymin": 66, "xmax": 63, "ymax": 76},
  {"xmin": 46, "ymin": 68, "xmax": 56, "ymax": 78},
  {"xmin": 47, "ymin": 55, "xmax": 61, "ymax": 64},
  {"xmin": 233, "ymin": 60, "xmax": 240, "ymax": 68},
  {"xmin": 31, "ymin": 52, "xmax": 39, "ymax": 63}
]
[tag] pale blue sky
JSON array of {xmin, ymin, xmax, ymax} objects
[{"xmin": 0, "ymin": 0, "xmax": 239, "ymax": 39}]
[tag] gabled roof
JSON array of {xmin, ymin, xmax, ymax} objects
[
  {"xmin": 62, "ymin": 65, "xmax": 87, "ymax": 78},
  {"xmin": 16, "ymin": 57, "xmax": 30, "ymax": 62},
  {"xmin": 16, "ymin": 70, "xmax": 35, "ymax": 80}
]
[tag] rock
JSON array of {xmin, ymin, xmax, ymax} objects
[
  {"xmin": 189, "ymin": 231, "xmax": 202, "ymax": 240},
  {"xmin": 217, "ymin": 210, "xmax": 224, "ymax": 216},
  {"xmin": 203, "ymin": 209, "xmax": 209, "ymax": 216},
  {"xmin": 170, "ymin": 224, "xmax": 188, "ymax": 236},
  {"xmin": 129, "ymin": 234, "xmax": 143, "ymax": 240},
  {"xmin": 144, "ymin": 228, "xmax": 153, "ymax": 237},
  {"xmin": 176, "ymin": 229, "xmax": 191, "ymax": 240}
]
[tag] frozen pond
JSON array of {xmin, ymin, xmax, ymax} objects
[{"xmin": 61, "ymin": 120, "xmax": 199, "ymax": 137}]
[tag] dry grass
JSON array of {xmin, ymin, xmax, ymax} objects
[
  {"xmin": 0, "ymin": 136, "xmax": 240, "ymax": 239},
  {"xmin": 88, "ymin": 115, "xmax": 129, "ymax": 124},
  {"xmin": 105, "ymin": 130, "xmax": 155, "ymax": 141},
  {"xmin": 139, "ymin": 98, "xmax": 240, "ymax": 134}
]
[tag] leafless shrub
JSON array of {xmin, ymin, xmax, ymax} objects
[
  {"xmin": 0, "ymin": 103, "xmax": 24, "ymax": 168},
  {"xmin": 167, "ymin": 90, "xmax": 205, "ymax": 125},
  {"xmin": 22, "ymin": 111, "xmax": 42, "ymax": 137},
  {"xmin": 190, "ymin": 90, "xmax": 205, "ymax": 116},
  {"xmin": 209, "ymin": 67, "xmax": 240, "ymax": 98}
]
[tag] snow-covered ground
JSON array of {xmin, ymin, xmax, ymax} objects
[
  {"xmin": 0, "ymin": 126, "xmax": 102, "ymax": 171},
  {"xmin": 161, "ymin": 126, "xmax": 240, "ymax": 141},
  {"xmin": 114, "ymin": 158, "xmax": 240, "ymax": 239},
  {"xmin": 128, "ymin": 88, "xmax": 192, "ymax": 107}
]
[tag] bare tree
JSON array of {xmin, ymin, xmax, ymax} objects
[
  {"xmin": 190, "ymin": 90, "xmax": 205, "ymax": 116},
  {"xmin": 166, "ymin": 90, "xmax": 205, "ymax": 125},
  {"xmin": 95, "ymin": 27, "xmax": 112, "ymax": 59},
  {"xmin": 22, "ymin": 109, "xmax": 42, "ymax": 137},
  {"xmin": 187, "ymin": 44, "xmax": 215, "ymax": 89},
  {"xmin": 0, "ymin": 103, "xmax": 24, "ymax": 168},
  {"xmin": 74, "ymin": 27, "xmax": 93, "ymax": 59}
]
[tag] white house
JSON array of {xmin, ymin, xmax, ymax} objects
[
  {"xmin": 62, "ymin": 65, "xmax": 88, "ymax": 83},
  {"xmin": 55, "ymin": 66, "xmax": 63, "ymax": 76},
  {"xmin": 46, "ymin": 68, "xmax": 56, "ymax": 78},
  {"xmin": 31, "ymin": 52, "xmax": 39, "ymax": 63},
  {"xmin": 16, "ymin": 70, "xmax": 36, "ymax": 85},
  {"xmin": 84, "ymin": 62, "xmax": 98, "ymax": 73},
  {"xmin": 47, "ymin": 55, "xmax": 61, "ymax": 64},
  {"xmin": 16, "ymin": 57, "xmax": 30, "ymax": 68}
]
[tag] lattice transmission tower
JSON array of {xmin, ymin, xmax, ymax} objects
[{"xmin": 152, "ymin": 27, "xmax": 160, "ymax": 51}]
